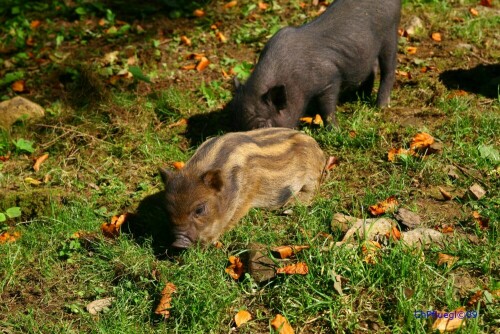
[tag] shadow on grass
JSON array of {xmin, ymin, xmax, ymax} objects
[
  {"xmin": 123, "ymin": 191, "xmax": 176, "ymax": 258},
  {"xmin": 184, "ymin": 106, "xmax": 233, "ymax": 147},
  {"xmin": 439, "ymin": 63, "xmax": 500, "ymax": 99}
]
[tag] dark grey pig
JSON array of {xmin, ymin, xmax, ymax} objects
[{"xmin": 230, "ymin": 0, "xmax": 402, "ymax": 130}]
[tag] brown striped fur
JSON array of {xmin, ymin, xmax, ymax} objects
[{"xmin": 159, "ymin": 128, "xmax": 325, "ymax": 248}]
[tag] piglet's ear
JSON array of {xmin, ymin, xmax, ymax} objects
[
  {"xmin": 264, "ymin": 85, "xmax": 287, "ymax": 111},
  {"xmin": 159, "ymin": 167, "xmax": 173, "ymax": 185},
  {"xmin": 201, "ymin": 169, "xmax": 223, "ymax": 192}
]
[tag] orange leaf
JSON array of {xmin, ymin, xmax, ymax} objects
[
  {"xmin": 172, "ymin": 161, "xmax": 185, "ymax": 170},
  {"xmin": 98, "ymin": 18, "xmax": 107, "ymax": 26},
  {"xmin": 221, "ymin": 69, "xmax": 230, "ymax": 79},
  {"xmin": 33, "ymin": 153, "xmax": 49, "ymax": 172},
  {"xmin": 166, "ymin": 118, "xmax": 188, "ymax": 129},
  {"xmin": 467, "ymin": 290, "xmax": 483, "ymax": 306},
  {"xmin": 406, "ymin": 46, "xmax": 417, "ymax": 54},
  {"xmin": 30, "ymin": 20, "xmax": 41, "ymax": 29},
  {"xmin": 431, "ymin": 32, "xmax": 442, "ymax": 42},
  {"xmin": 388, "ymin": 147, "xmax": 414, "ymax": 162},
  {"xmin": 193, "ymin": 9, "xmax": 205, "ymax": 17},
  {"xmin": 181, "ymin": 64, "xmax": 196, "ymax": 71},
  {"xmin": 180, "ymin": 35, "xmax": 192, "ymax": 46},
  {"xmin": 437, "ymin": 253, "xmax": 459, "ymax": 267},
  {"xmin": 276, "ymin": 262, "xmax": 308, "ymax": 275},
  {"xmin": 0, "ymin": 154, "xmax": 11, "ymax": 162},
  {"xmin": 12, "ymin": 80, "xmax": 26, "ymax": 93},
  {"xmin": 224, "ymin": 1, "xmax": 238, "ymax": 9},
  {"xmin": 469, "ymin": 7, "xmax": 479, "ymax": 16},
  {"xmin": 312, "ymin": 114, "xmax": 324, "ymax": 126},
  {"xmin": 216, "ymin": 31, "xmax": 227, "ymax": 43},
  {"xmin": 391, "ymin": 226, "xmax": 401, "ymax": 240},
  {"xmin": 271, "ymin": 245, "xmax": 309, "ymax": 259},
  {"xmin": 101, "ymin": 214, "xmax": 127, "ymax": 238},
  {"xmin": 396, "ymin": 70, "xmax": 412, "ymax": 79},
  {"xmin": 196, "ymin": 57, "xmax": 210, "ymax": 71},
  {"xmin": 480, "ymin": 0, "xmax": 492, "ymax": 7},
  {"xmin": 0, "ymin": 231, "xmax": 20, "ymax": 244},
  {"xmin": 432, "ymin": 307, "xmax": 466, "ymax": 332},
  {"xmin": 234, "ymin": 310, "xmax": 252, "ymax": 327},
  {"xmin": 441, "ymin": 225, "xmax": 454, "ymax": 234},
  {"xmin": 299, "ymin": 116, "xmax": 313, "ymax": 124},
  {"xmin": 362, "ymin": 240, "xmax": 382, "ymax": 264},
  {"xmin": 271, "ymin": 314, "xmax": 294, "ymax": 334},
  {"xmin": 410, "ymin": 132, "xmax": 435, "ymax": 150},
  {"xmin": 225, "ymin": 255, "xmax": 245, "ymax": 280},
  {"xmin": 368, "ymin": 196, "xmax": 399, "ymax": 216},
  {"xmin": 325, "ymin": 156, "xmax": 340, "ymax": 171},
  {"xmin": 258, "ymin": 2, "xmax": 269, "ymax": 10},
  {"xmin": 154, "ymin": 282, "xmax": 177, "ymax": 319},
  {"xmin": 472, "ymin": 211, "xmax": 489, "ymax": 230},
  {"xmin": 186, "ymin": 53, "xmax": 205, "ymax": 60},
  {"xmin": 213, "ymin": 240, "xmax": 223, "ymax": 249}
]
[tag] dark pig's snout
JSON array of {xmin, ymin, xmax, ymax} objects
[{"xmin": 170, "ymin": 234, "xmax": 193, "ymax": 249}]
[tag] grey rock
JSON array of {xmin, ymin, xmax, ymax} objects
[{"xmin": 0, "ymin": 96, "xmax": 45, "ymax": 130}]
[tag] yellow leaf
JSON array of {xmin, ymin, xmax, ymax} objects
[
  {"xmin": 271, "ymin": 314, "xmax": 294, "ymax": 334},
  {"xmin": 234, "ymin": 310, "xmax": 252, "ymax": 327}
]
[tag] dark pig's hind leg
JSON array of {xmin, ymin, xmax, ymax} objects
[
  {"xmin": 317, "ymin": 81, "xmax": 342, "ymax": 128},
  {"xmin": 376, "ymin": 31, "xmax": 398, "ymax": 108}
]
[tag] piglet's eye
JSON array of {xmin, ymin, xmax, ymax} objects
[{"xmin": 193, "ymin": 204, "xmax": 206, "ymax": 218}]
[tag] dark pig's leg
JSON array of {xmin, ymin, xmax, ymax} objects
[
  {"xmin": 358, "ymin": 70, "xmax": 375, "ymax": 101},
  {"xmin": 317, "ymin": 81, "xmax": 341, "ymax": 128},
  {"xmin": 376, "ymin": 31, "xmax": 398, "ymax": 107}
]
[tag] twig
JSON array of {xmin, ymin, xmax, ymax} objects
[{"xmin": 37, "ymin": 124, "xmax": 112, "ymax": 146}]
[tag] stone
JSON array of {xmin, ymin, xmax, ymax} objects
[
  {"xmin": 0, "ymin": 96, "xmax": 45, "ymax": 129},
  {"xmin": 468, "ymin": 183, "xmax": 486, "ymax": 200},
  {"xmin": 405, "ymin": 16, "xmax": 424, "ymax": 36},
  {"xmin": 394, "ymin": 208, "xmax": 422, "ymax": 229}
]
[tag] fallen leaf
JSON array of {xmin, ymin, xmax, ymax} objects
[
  {"xmin": 299, "ymin": 116, "xmax": 313, "ymax": 124},
  {"xmin": 431, "ymin": 307, "xmax": 466, "ymax": 332},
  {"xmin": 410, "ymin": 132, "xmax": 435, "ymax": 150},
  {"xmin": 12, "ymin": 80, "xmax": 26, "ymax": 93},
  {"xmin": 440, "ymin": 225, "xmax": 455, "ymax": 234},
  {"xmin": 362, "ymin": 240, "xmax": 382, "ymax": 264},
  {"xmin": 438, "ymin": 186, "xmax": 453, "ymax": 200},
  {"xmin": 406, "ymin": 46, "xmax": 417, "ymax": 54},
  {"xmin": 86, "ymin": 297, "xmax": 114, "ymax": 315},
  {"xmin": 271, "ymin": 314, "xmax": 294, "ymax": 334},
  {"xmin": 396, "ymin": 70, "xmax": 412, "ymax": 79},
  {"xmin": 193, "ymin": 9, "xmax": 205, "ymax": 17},
  {"xmin": 213, "ymin": 240, "xmax": 223, "ymax": 249},
  {"xmin": 98, "ymin": 18, "xmax": 107, "ymax": 26},
  {"xmin": 221, "ymin": 69, "xmax": 230, "ymax": 78},
  {"xmin": 186, "ymin": 53, "xmax": 205, "ymax": 60},
  {"xmin": 25, "ymin": 177, "xmax": 42, "ymax": 186},
  {"xmin": 437, "ymin": 253, "xmax": 459, "ymax": 268},
  {"xmin": 225, "ymin": 255, "xmax": 245, "ymax": 280},
  {"xmin": 234, "ymin": 310, "xmax": 252, "ymax": 327},
  {"xmin": 33, "ymin": 153, "xmax": 49, "ymax": 172},
  {"xmin": 271, "ymin": 245, "xmax": 309, "ymax": 259},
  {"xmin": 181, "ymin": 64, "xmax": 196, "ymax": 71},
  {"xmin": 102, "ymin": 51, "xmax": 119, "ymax": 65},
  {"xmin": 0, "ymin": 231, "xmax": 20, "ymax": 244},
  {"xmin": 30, "ymin": 20, "xmax": 41, "ymax": 29},
  {"xmin": 126, "ymin": 56, "xmax": 136, "ymax": 66},
  {"xmin": 368, "ymin": 196, "xmax": 399, "ymax": 216},
  {"xmin": 258, "ymin": 2, "xmax": 269, "ymax": 10},
  {"xmin": 172, "ymin": 161, "xmax": 185, "ymax": 170},
  {"xmin": 312, "ymin": 114, "xmax": 324, "ymax": 126},
  {"xmin": 391, "ymin": 226, "xmax": 401, "ymax": 240},
  {"xmin": 196, "ymin": 57, "xmax": 210, "ymax": 71},
  {"xmin": 154, "ymin": 282, "xmax": 177, "ymax": 319},
  {"xmin": 472, "ymin": 211, "xmax": 489, "ymax": 230},
  {"xmin": 431, "ymin": 32, "xmax": 442, "ymax": 42},
  {"xmin": 224, "ymin": 1, "xmax": 238, "ymax": 9},
  {"xmin": 467, "ymin": 290, "xmax": 483, "ymax": 306},
  {"xmin": 0, "ymin": 154, "xmax": 10, "ymax": 162},
  {"xmin": 348, "ymin": 130, "xmax": 357, "ymax": 138},
  {"xmin": 166, "ymin": 118, "xmax": 188, "ymax": 129},
  {"xmin": 216, "ymin": 31, "xmax": 227, "ymax": 43},
  {"xmin": 388, "ymin": 147, "xmax": 414, "ymax": 162},
  {"xmin": 180, "ymin": 35, "xmax": 192, "ymax": 46},
  {"xmin": 101, "ymin": 214, "xmax": 127, "ymax": 238},
  {"xmin": 325, "ymin": 156, "xmax": 340, "ymax": 170},
  {"xmin": 480, "ymin": 0, "xmax": 492, "ymax": 7},
  {"xmin": 469, "ymin": 7, "xmax": 479, "ymax": 16},
  {"xmin": 276, "ymin": 262, "xmax": 308, "ymax": 275}
]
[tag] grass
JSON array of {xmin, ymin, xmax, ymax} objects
[{"xmin": 1, "ymin": 0, "xmax": 499, "ymax": 333}]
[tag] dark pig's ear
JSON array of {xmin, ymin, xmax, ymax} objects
[
  {"xmin": 201, "ymin": 169, "xmax": 223, "ymax": 192},
  {"xmin": 159, "ymin": 167, "xmax": 173, "ymax": 185},
  {"xmin": 264, "ymin": 85, "xmax": 287, "ymax": 111}
]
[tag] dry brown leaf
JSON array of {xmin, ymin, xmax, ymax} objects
[
  {"xmin": 440, "ymin": 225, "xmax": 455, "ymax": 234},
  {"xmin": 213, "ymin": 240, "xmax": 223, "ymax": 249},
  {"xmin": 431, "ymin": 307, "xmax": 466, "ymax": 332},
  {"xmin": 410, "ymin": 132, "xmax": 435, "ymax": 150},
  {"xmin": 196, "ymin": 57, "xmax": 210, "ymax": 71},
  {"xmin": 431, "ymin": 32, "xmax": 442, "ymax": 42},
  {"xmin": 186, "ymin": 53, "xmax": 205, "ymax": 60},
  {"xmin": 467, "ymin": 290, "xmax": 483, "ymax": 306},
  {"xmin": 388, "ymin": 147, "xmax": 414, "ymax": 162},
  {"xmin": 154, "ymin": 282, "xmax": 177, "ymax": 319},
  {"xmin": 216, "ymin": 31, "xmax": 227, "ymax": 43},
  {"xmin": 438, "ymin": 186, "xmax": 453, "ymax": 200},
  {"xmin": 0, "ymin": 154, "xmax": 10, "ymax": 162},
  {"xmin": 166, "ymin": 118, "xmax": 188, "ymax": 129},
  {"xmin": 180, "ymin": 35, "xmax": 192, "ymax": 46},
  {"xmin": 299, "ymin": 116, "xmax": 313, "ymax": 124},
  {"xmin": 480, "ymin": 0, "xmax": 492, "ymax": 7},
  {"xmin": 193, "ymin": 9, "xmax": 205, "ymax": 17},
  {"xmin": 362, "ymin": 240, "xmax": 382, "ymax": 264},
  {"xmin": 437, "ymin": 253, "xmax": 459, "ymax": 268},
  {"xmin": 172, "ymin": 161, "xmax": 185, "ymax": 170},
  {"xmin": 225, "ymin": 255, "xmax": 245, "ymax": 280},
  {"xmin": 98, "ymin": 18, "xmax": 107, "ymax": 26},
  {"xmin": 271, "ymin": 245, "xmax": 309, "ymax": 259},
  {"xmin": 276, "ymin": 262, "xmax": 309, "ymax": 275},
  {"xmin": 224, "ymin": 1, "xmax": 238, "ymax": 9},
  {"xmin": 101, "ymin": 214, "xmax": 127, "ymax": 238},
  {"xmin": 234, "ymin": 310, "xmax": 252, "ymax": 327},
  {"xmin": 396, "ymin": 70, "xmax": 412, "ymax": 79},
  {"xmin": 469, "ymin": 7, "xmax": 479, "ymax": 16},
  {"xmin": 325, "ymin": 156, "xmax": 340, "ymax": 170},
  {"xmin": 30, "ymin": 20, "xmax": 41, "ymax": 29},
  {"xmin": 12, "ymin": 80, "xmax": 26, "ymax": 93},
  {"xmin": 406, "ymin": 46, "xmax": 417, "ymax": 54},
  {"xmin": 391, "ymin": 226, "xmax": 401, "ymax": 240},
  {"xmin": 271, "ymin": 314, "xmax": 294, "ymax": 334},
  {"xmin": 33, "ymin": 153, "xmax": 49, "ymax": 172},
  {"xmin": 368, "ymin": 196, "xmax": 399, "ymax": 216},
  {"xmin": 0, "ymin": 231, "xmax": 20, "ymax": 244},
  {"xmin": 181, "ymin": 64, "xmax": 196, "ymax": 71},
  {"xmin": 472, "ymin": 211, "xmax": 489, "ymax": 230},
  {"xmin": 258, "ymin": 2, "xmax": 269, "ymax": 10}
]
